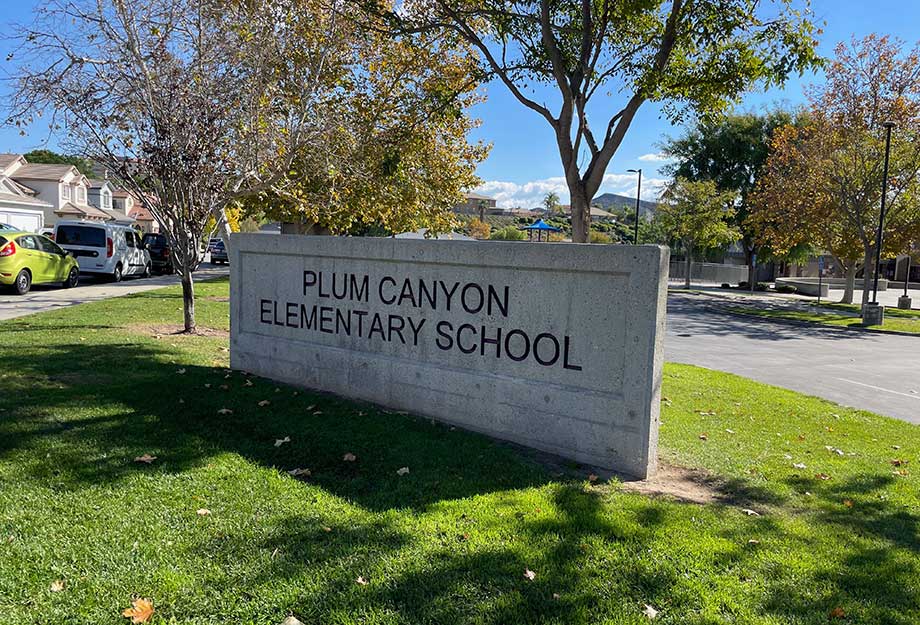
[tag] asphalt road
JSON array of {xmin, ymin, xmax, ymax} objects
[
  {"xmin": 666, "ymin": 292, "xmax": 920, "ymax": 425},
  {"xmin": 0, "ymin": 264, "xmax": 229, "ymax": 321}
]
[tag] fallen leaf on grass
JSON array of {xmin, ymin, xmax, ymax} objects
[
  {"xmin": 178, "ymin": 399, "xmax": 185, "ymax": 404},
  {"xmin": 274, "ymin": 436, "xmax": 291, "ymax": 447},
  {"xmin": 725, "ymin": 429, "xmax": 736, "ymax": 435},
  {"xmin": 792, "ymin": 463, "xmax": 807, "ymax": 470},
  {"xmin": 815, "ymin": 473, "xmax": 831, "ymax": 481},
  {"xmin": 698, "ymin": 433, "xmax": 708, "ymax": 441},
  {"xmin": 552, "ymin": 592, "xmax": 561, "ymax": 600},
  {"xmin": 122, "ymin": 598, "xmax": 155, "ymax": 623},
  {"xmin": 356, "ymin": 576, "xmax": 368, "ymax": 585},
  {"xmin": 829, "ymin": 607, "xmax": 846, "ymax": 619},
  {"xmin": 49, "ymin": 579, "xmax": 65, "ymax": 592},
  {"xmin": 217, "ymin": 408, "xmax": 233, "ymax": 415},
  {"xmin": 312, "ymin": 411, "xmax": 323, "ymax": 416},
  {"xmin": 244, "ymin": 379, "xmax": 253, "ymax": 387},
  {"xmin": 204, "ymin": 384, "xmax": 211, "ymax": 389},
  {"xmin": 343, "ymin": 453, "xmax": 356, "ymax": 462},
  {"xmin": 891, "ymin": 459, "xmax": 909, "ymax": 467},
  {"xmin": 196, "ymin": 508, "xmax": 211, "ymax": 516},
  {"xmin": 893, "ymin": 445, "xmax": 901, "ymax": 450},
  {"xmin": 322, "ymin": 526, "xmax": 332, "ymax": 532},
  {"xmin": 642, "ymin": 604, "xmax": 659, "ymax": 619},
  {"xmin": 523, "ymin": 569, "xmax": 536, "ymax": 581},
  {"xmin": 176, "ymin": 368, "xmax": 186, "ymax": 375},
  {"xmin": 258, "ymin": 400, "xmax": 271, "ymax": 407},
  {"xmin": 747, "ymin": 539, "xmax": 760, "ymax": 545},
  {"xmin": 287, "ymin": 468, "xmax": 311, "ymax": 477},
  {"xmin": 134, "ymin": 454, "xmax": 157, "ymax": 464},
  {"xmin": 741, "ymin": 509, "xmax": 760, "ymax": 517},
  {"xmin": 396, "ymin": 467, "xmax": 410, "ymax": 476},
  {"xmin": 219, "ymin": 384, "xmax": 228, "ymax": 391},
  {"xmin": 588, "ymin": 474, "xmax": 599, "ymax": 483},
  {"xmin": 843, "ymin": 499, "xmax": 854, "ymax": 508}
]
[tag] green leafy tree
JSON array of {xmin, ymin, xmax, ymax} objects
[
  {"xmin": 377, "ymin": 0, "xmax": 821, "ymax": 242},
  {"xmin": 656, "ymin": 178, "xmax": 739, "ymax": 288},
  {"xmin": 490, "ymin": 225, "xmax": 526, "ymax": 241},
  {"xmin": 661, "ymin": 109, "xmax": 803, "ymax": 279},
  {"xmin": 23, "ymin": 150, "xmax": 95, "ymax": 177},
  {"xmin": 542, "ymin": 192, "xmax": 561, "ymax": 215}
]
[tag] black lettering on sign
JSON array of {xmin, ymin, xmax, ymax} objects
[
  {"xmin": 368, "ymin": 313, "xmax": 386, "ymax": 341},
  {"xmin": 273, "ymin": 300, "xmax": 284, "ymax": 326},
  {"xmin": 300, "ymin": 304, "xmax": 317, "ymax": 330},
  {"xmin": 533, "ymin": 333, "xmax": 560, "ymax": 366},
  {"xmin": 398, "ymin": 279, "xmax": 417, "ymax": 308},
  {"xmin": 461, "ymin": 283, "xmax": 484, "ymax": 315},
  {"xmin": 319, "ymin": 306, "xmax": 334, "ymax": 334},
  {"xmin": 488, "ymin": 285, "xmax": 510, "ymax": 317},
  {"xmin": 439, "ymin": 281, "xmax": 460, "ymax": 311},
  {"xmin": 260, "ymin": 299, "xmax": 272, "ymax": 324},
  {"xmin": 435, "ymin": 321, "xmax": 453, "ymax": 350},
  {"xmin": 285, "ymin": 302, "xmax": 298, "ymax": 328},
  {"xmin": 336, "ymin": 308, "xmax": 351, "ymax": 336},
  {"xmin": 407, "ymin": 317, "xmax": 426, "ymax": 346},
  {"xmin": 480, "ymin": 325, "xmax": 501, "ymax": 358},
  {"xmin": 379, "ymin": 277, "xmax": 396, "ymax": 305},
  {"xmin": 353, "ymin": 309, "xmax": 368, "ymax": 335},
  {"xmin": 563, "ymin": 336, "xmax": 583, "ymax": 371},
  {"xmin": 388, "ymin": 314, "xmax": 406, "ymax": 343},
  {"xmin": 351, "ymin": 275, "xmax": 369, "ymax": 302},
  {"xmin": 303, "ymin": 271, "xmax": 317, "ymax": 295},
  {"xmin": 457, "ymin": 323, "xmax": 477, "ymax": 354},
  {"xmin": 505, "ymin": 329, "xmax": 530, "ymax": 362}
]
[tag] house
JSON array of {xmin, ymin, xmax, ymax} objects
[
  {"xmin": 0, "ymin": 154, "xmax": 111, "ymax": 226},
  {"xmin": 0, "ymin": 155, "xmax": 54, "ymax": 230},
  {"xmin": 88, "ymin": 178, "xmax": 136, "ymax": 224},
  {"xmin": 128, "ymin": 201, "xmax": 159, "ymax": 233},
  {"xmin": 453, "ymin": 192, "xmax": 499, "ymax": 216}
]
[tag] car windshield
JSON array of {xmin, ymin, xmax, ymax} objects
[
  {"xmin": 144, "ymin": 234, "xmax": 167, "ymax": 245},
  {"xmin": 56, "ymin": 225, "xmax": 106, "ymax": 247}
]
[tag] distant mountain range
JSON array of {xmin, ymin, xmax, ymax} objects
[{"xmin": 592, "ymin": 193, "xmax": 657, "ymax": 218}]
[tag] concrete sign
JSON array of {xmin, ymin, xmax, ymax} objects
[{"xmin": 230, "ymin": 235, "xmax": 669, "ymax": 478}]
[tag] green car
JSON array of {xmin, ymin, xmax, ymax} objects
[{"xmin": 0, "ymin": 231, "xmax": 80, "ymax": 295}]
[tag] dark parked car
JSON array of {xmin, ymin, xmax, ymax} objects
[
  {"xmin": 142, "ymin": 232, "xmax": 173, "ymax": 274},
  {"xmin": 208, "ymin": 238, "xmax": 228, "ymax": 264}
]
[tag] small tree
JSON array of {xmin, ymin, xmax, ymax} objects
[
  {"xmin": 491, "ymin": 225, "xmax": 526, "ymax": 241},
  {"xmin": 542, "ymin": 192, "xmax": 561, "ymax": 215},
  {"xmin": 656, "ymin": 178, "xmax": 739, "ymax": 288},
  {"xmin": 8, "ymin": 0, "xmax": 344, "ymax": 332},
  {"xmin": 23, "ymin": 150, "xmax": 95, "ymax": 177},
  {"xmin": 468, "ymin": 218, "xmax": 491, "ymax": 240}
]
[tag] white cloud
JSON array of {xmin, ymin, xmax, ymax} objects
[
  {"xmin": 476, "ymin": 173, "xmax": 666, "ymax": 209},
  {"xmin": 638, "ymin": 152, "xmax": 672, "ymax": 163}
]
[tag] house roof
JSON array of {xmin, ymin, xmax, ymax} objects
[
  {"xmin": 128, "ymin": 205, "xmax": 155, "ymax": 221},
  {"xmin": 87, "ymin": 178, "xmax": 114, "ymax": 189},
  {"xmin": 12, "ymin": 163, "xmax": 81, "ymax": 182},
  {"xmin": 465, "ymin": 192, "xmax": 495, "ymax": 202},
  {"xmin": 56, "ymin": 202, "xmax": 111, "ymax": 219},
  {"xmin": 0, "ymin": 153, "xmax": 24, "ymax": 173},
  {"xmin": 0, "ymin": 191, "xmax": 53, "ymax": 209}
]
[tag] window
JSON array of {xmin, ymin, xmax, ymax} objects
[
  {"xmin": 102, "ymin": 191, "xmax": 112, "ymax": 209},
  {"xmin": 55, "ymin": 225, "xmax": 106, "ymax": 247},
  {"xmin": 125, "ymin": 231, "xmax": 136, "ymax": 248},
  {"xmin": 61, "ymin": 184, "xmax": 71, "ymax": 201},
  {"xmin": 37, "ymin": 236, "xmax": 64, "ymax": 255},
  {"xmin": 77, "ymin": 186, "xmax": 87, "ymax": 204},
  {"xmin": 18, "ymin": 235, "xmax": 38, "ymax": 250}
]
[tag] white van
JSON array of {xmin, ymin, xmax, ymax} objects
[{"xmin": 54, "ymin": 220, "xmax": 152, "ymax": 282}]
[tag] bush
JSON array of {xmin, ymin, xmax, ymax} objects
[
  {"xmin": 490, "ymin": 226, "xmax": 526, "ymax": 241},
  {"xmin": 775, "ymin": 284, "xmax": 797, "ymax": 294},
  {"xmin": 720, "ymin": 283, "xmax": 732, "ymax": 289},
  {"xmin": 589, "ymin": 231, "xmax": 613, "ymax": 244},
  {"xmin": 738, "ymin": 281, "xmax": 749, "ymax": 289},
  {"xmin": 468, "ymin": 218, "xmax": 491, "ymax": 240},
  {"xmin": 755, "ymin": 282, "xmax": 769, "ymax": 292}
]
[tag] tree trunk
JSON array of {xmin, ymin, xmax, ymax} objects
[
  {"xmin": 684, "ymin": 243, "xmax": 692, "ymax": 289},
  {"xmin": 841, "ymin": 261, "xmax": 856, "ymax": 304},
  {"xmin": 181, "ymin": 268, "xmax": 196, "ymax": 333},
  {"xmin": 569, "ymin": 188, "xmax": 590, "ymax": 243},
  {"xmin": 861, "ymin": 247, "xmax": 873, "ymax": 308}
]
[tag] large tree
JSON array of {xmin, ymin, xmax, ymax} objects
[
  {"xmin": 245, "ymin": 23, "xmax": 488, "ymax": 236},
  {"xmin": 749, "ymin": 35, "xmax": 920, "ymax": 307},
  {"xmin": 377, "ymin": 0, "xmax": 821, "ymax": 242},
  {"xmin": 661, "ymin": 109, "xmax": 801, "ymax": 279},
  {"xmin": 8, "ymin": 0, "xmax": 340, "ymax": 332},
  {"xmin": 655, "ymin": 177, "xmax": 739, "ymax": 288}
]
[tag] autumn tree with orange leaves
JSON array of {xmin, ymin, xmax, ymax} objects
[{"xmin": 750, "ymin": 35, "xmax": 920, "ymax": 306}]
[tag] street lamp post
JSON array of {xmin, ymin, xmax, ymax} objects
[
  {"xmin": 627, "ymin": 168, "xmax": 642, "ymax": 245},
  {"xmin": 865, "ymin": 121, "xmax": 896, "ymax": 326}
]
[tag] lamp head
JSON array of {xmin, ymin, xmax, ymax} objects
[
  {"xmin": 883, "ymin": 120, "xmax": 896, "ymax": 129},
  {"xmin": 627, "ymin": 168, "xmax": 641, "ymax": 174}
]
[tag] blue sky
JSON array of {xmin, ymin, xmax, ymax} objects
[{"xmin": 1, "ymin": 0, "xmax": 917, "ymax": 207}]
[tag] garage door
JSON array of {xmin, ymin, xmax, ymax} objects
[{"xmin": 0, "ymin": 209, "xmax": 43, "ymax": 232}]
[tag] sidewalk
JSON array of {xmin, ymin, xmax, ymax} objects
[{"xmin": 668, "ymin": 280, "xmax": 919, "ymax": 310}]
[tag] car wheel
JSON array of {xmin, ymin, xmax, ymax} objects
[
  {"xmin": 14, "ymin": 269, "xmax": 31, "ymax": 295},
  {"xmin": 112, "ymin": 264, "xmax": 123, "ymax": 283},
  {"xmin": 63, "ymin": 267, "xmax": 79, "ymax": 289}
]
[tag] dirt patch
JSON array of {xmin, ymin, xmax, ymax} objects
[
  {"xmin": 619, "ymin": 463, "xmax": 722, "ymax": 505},
  {"xmin": 129, "ymin": 323, "xmax": 229, "ymax": 339},
  {"xmin": 204, "ymin": 296, "xmax": 230, "ymax": 302}
]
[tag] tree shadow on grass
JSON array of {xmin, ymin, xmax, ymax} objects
[{"xmin": 2, "ymin": 339, "xmax": 920, "ymax": 623}]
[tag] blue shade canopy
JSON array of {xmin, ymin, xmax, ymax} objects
[{"xmin": 521, "ymin": 219, "xmax": 561, "ymax": 232}]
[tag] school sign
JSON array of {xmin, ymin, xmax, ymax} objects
[{"xmin": 230, "ymin": 235, "xmax": 669, "ymax": 478}]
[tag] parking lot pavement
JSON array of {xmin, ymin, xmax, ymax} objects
[
  {"xmin": 0, "ymin": 264, "xmax": 229, "ymax": 321},
  {"xmin": 666, "ymin": 292, "xmax": 920, "ymax": 425}
]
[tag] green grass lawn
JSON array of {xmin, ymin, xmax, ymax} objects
[
  {"xmin": 1, "ymin": 278, "xmax": 918, "ymax": 624},
  {"xmin": 724, "ymin": 304, "xmax": 920, "ymax": 334}
]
